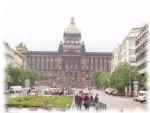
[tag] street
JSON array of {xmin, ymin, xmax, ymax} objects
[{"xmin": 74, "ymin": 88, "xmax": 147, "ymax": 112}]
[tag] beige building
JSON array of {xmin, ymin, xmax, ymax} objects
[
  {"xmin": 111, "ymin": 27, "xmax": 140, "ymax": 72},
  {"xmin": 112, "ymin": 24, "xmax": 149, "ymax": 75},
  {"xmin": 4, "ymin": 42, "xmax": 24, "ymax": 68},
  {"xmin": 16, "ymin": 18, "xmax": 112, "ymax": 87}
]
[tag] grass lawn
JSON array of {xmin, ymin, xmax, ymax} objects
[{"xmin": 6, "ymin": 95, "xmax": 73, "ymax": 107}]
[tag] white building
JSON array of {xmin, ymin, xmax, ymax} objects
[
  {"xmin": 111, "ymin": 27, "xmax": 141, "ymax": 72},
  {"xmin": 4, "ymin": 42, "xmax": 24, "ymax": 68}
]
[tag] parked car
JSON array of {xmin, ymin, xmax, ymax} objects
[
  {"xmin": 42, "ymin": 87, "xmax": 50, "ymax": 95},
  {"xmin": 112, "ymin": 89, "xmax": 118, "ymax": 96},
  {"xmin": 10, "ymin": 86, "xmax": 22, "ymax": 93},
  {"xmin": 31, "ymin": 86, "xmax": 38, "ymax": 92},
  {"xmin": 51, "ymin": 88, "xmax": 60, "ymax": 95},
  {"xmin": 23, "ymin": 87, "xmax": 31, "ymax": 91},
  {"xmin": 58, "ymin": 89, "xmax": 64, "ymax": 95},
  {"xmin": 116, "ymin": 92, "xmax": 125, "ymax": 96},
  {"xmin": 105, "ymin": 88, "xmax": 109, "ymax": 94},
  {"xmin": 107, "ymin": 89, "xmax": 114, "ymax": 95},
  {"xmin": 125, "ymin": 93, "xmax": 134, "ymax": 97},
  {"xmin": 105, "ymin": 88, "xmax": 114, "ymax": 95},
  {"xmin": 136, "ymin": 91, "xmax": 147, "ymax": 103}
]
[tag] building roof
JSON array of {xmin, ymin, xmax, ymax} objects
[
  {"xmin": 26, "ymin": 51, "xmax": 112, "ymax": 57},
  {"xmin": 85, "ymin": 52, "xmax": 112, "ymax": 56},
  {"xmin": 27, "ymin": 51, "xmax": 58, "ymax": 55}
]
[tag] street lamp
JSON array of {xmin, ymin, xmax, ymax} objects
[
  {"xmin": 128, "ymin": 70, "xmax": 136, "ymax": 96},
  {"xmin": 64, "ymin": 66, "xmax": 70, "ymax": 88},
  {"xmin": 129, "ymin": 74, "xmax": 131, "ymax": 95}
]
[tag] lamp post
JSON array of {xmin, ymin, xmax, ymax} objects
[
  {"xmin": 128, "ymin": 70, "xmax": 135, "ymax": 96},
  {"xmin": 64, "ymin": 66, "xmax": 70, "ymax": 88},
  {"xmin": 129, "ymin": 74, "xmax": 131, "ymax": 95}
]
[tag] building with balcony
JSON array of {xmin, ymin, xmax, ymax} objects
[
  {"xmin": 111, "ymin": 26, "xmax": 140, "ymax": 72},
  {"xmin": 135, "ymin": 24, "xmax": 149, "ymax": 75}
]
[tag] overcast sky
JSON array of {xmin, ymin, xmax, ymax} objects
[{"xmin": 2, "ymin": 0, "xmax": 150, "ymax": 52}]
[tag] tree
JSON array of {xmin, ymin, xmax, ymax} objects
[
  {"xmin": 5, "ymin": 65, "xmax": 38, "ymax": 88},
  {"xmin": 99, "ymin": 71, "xmax": 111, "ymax": 88},
  {"xmin": 5, "ymin": 65, "xmax": 22, "ymax": 86},
  {"xmin": 110, "ymin": 62, "xmax": 138, "ymax": 93},
  {"xmin": 91, "ymin": 71, "xmax": 101, "ymax": 89},
  {"xmin": 137, "ymin": 74, "xmax": 147, "ymax": 90},
  {"xmin": 28, "ymin": 69, "xmax": 38, "ymax": 86}
]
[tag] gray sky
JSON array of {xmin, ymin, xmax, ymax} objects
[{"xmin": 2, "ymin": 0, "xmax": 150, "ymax": 52}]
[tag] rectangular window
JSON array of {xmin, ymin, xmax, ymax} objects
[
  {"xmin": 129, "ymin": 49, "xmax": 135, "ymax": 55},
  {"xmin": 129, "ymin": 40, "xmax": 135, "ymax": 47},
  {"xmin": 129, "ymin": 57, "xmax": 136, "ymax": 63}
]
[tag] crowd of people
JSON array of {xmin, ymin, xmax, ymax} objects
[{"xmin": 74, "ymin": 91, "xmax": 107, "ymax": 111}]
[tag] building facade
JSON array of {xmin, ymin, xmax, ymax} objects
[
  {"xmin": 135, "ymin": 24, "xmax": 149, "ymax": 75},
  {"xmin": 4, "ymin": 42, "xmax": 24, "ymax": 68},
  {"xmin": 112, "ymin": 24, "xmax": 149, "ymax": 75},
  {"xmin": 16, "ymin": 18, "xmax": 112, "ymax": 87},
  {"xmin": 111, "ymin": 27, "xmax": 140, "ymax": 72}
]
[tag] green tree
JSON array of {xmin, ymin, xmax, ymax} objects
[
  {"xmin": 99, "ymin": 71, "xmax": 111, "ymax": 88},
  {"xmin": 28, "ymin": 69, "xmax": 38, "ymax": 86},
  {"xmin": 91, "ymin": 71, "xmax": 101, "ymax": 89},
  {"xmin": 5, "ymin": 65, "xmax": 38, "ymax": 88},
  {"xmin": 137, "ymin": 74, "xmax": 147, "ymax": 90},
  {"xmin": 110, "ymin": 63, "xmax": 138, "ymax": 93},
  {"xmin": 5, "ymin": 66, "xmax": 22, "ymax": 86}
]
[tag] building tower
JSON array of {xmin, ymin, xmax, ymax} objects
[
  {"xmin": 16, "ymin": 42, "xmax": 27, "ymax": 54},
  {"xmin": 62, "ymin": 17, "xmax": 84, "ymax": 54}
]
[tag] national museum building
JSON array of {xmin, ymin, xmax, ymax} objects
[{"xmin": 16, "ymin": 18, "xmax": 112, "ymax": 87}]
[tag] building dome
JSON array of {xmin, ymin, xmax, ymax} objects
[{"xmin": 64, "ymin": 17, "xmax": 80, "ymax": 33}]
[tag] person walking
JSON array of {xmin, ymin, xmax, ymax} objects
[
  {"xmin": 94, "ymin": 94, "xmax": 99, "ymax": 111},
  {"xmin": 75, "ymin": 93, "xmax": 79, "ymax": 109},
  {"xmin": 89, "ymin": 93, "xmax": 94, "ymax": 106},
  {"xmin": 77, "ymin": 94, "xmax": 83, "ymax": 110},
  {"xmin": 83, "ymin": 93, "xmax": 90, "ymax": 110}
]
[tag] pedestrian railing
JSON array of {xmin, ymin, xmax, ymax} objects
[{"xmin": 94, "ymin": 102, "xmax": 107, "ymax": 111}]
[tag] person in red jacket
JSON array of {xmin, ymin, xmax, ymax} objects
[
  {"xmin": 83, "ymin": 93, "xmax": 90, "ymax": 110},
  {"xmin": 75, "ymin": 93, "xmax": 79, "ymax": 109},
  {"xmin": 77, "ymin": 94, "xmax": 83, "ymax": 110}
]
